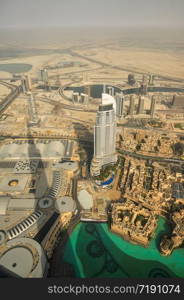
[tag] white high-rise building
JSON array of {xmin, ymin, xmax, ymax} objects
[
  {"xmin": 150, "ymin": 95, "xmax": 156, "ymax": 117},
  {"xmin": 102, "ymin": 93, "xmax": 116, "ymax": 114},
  {"xmin": 80, "ymin": 93, "xmax": 89, "ymax": 105},
  {"xmin": 91, "ymin": 94, "xmax": 117, "ymax": 176},
  {"xmin": 72, "ymin": 92, "xmax": 80, "ymax": 103},
  {"xmin": 21, "ymin": 75, "xmax": 32, "ymax": 93},
  {"xmin": 40, "ymin": 69, "xmax": 48, "ymax": 82}
]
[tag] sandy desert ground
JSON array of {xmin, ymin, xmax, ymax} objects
[
  {"xmin": 0, "ymin": 84, "xmax": 11, "ymax": 102},
  {"xmin": 76, "ymin": 46, "xmax": 184, "ymax": 79},
  {"xmin": 0, "ymin": 26, "xmax": 184, "ymax": 85}
]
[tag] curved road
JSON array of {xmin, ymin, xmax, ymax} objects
[
  {"xmin": 36, "ymin": 94, "xmax": 97, "ymax": 113},
  {"xmin": 0, "ymin": 81, "xmax": 21, "ymax": 115},
  {"xmin": 68, "ymin": 49, "xmax": 184, "ymax": 83}
]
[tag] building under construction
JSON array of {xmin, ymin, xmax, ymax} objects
[{"xmin": 128, "ymin": 74, "xmax": 136, "ymax": 86}]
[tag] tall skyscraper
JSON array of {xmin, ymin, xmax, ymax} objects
[
  {"xmin": 21, "ymin": 75, "xmax": 32, "ymax": 93},
  {"xmin": 139, "ymin": 74, "xmax": 148, "ymax": 95},
  {"xmin": 91, "ymin": 94, "xmax": 117, "ymax": 176},
  {"xmin": 149, "ymin": 74, "xmax": 154, "ymax": 86},
  {"xmin": 72, "ymin": 92, "xmax": 80, "ymax": 103},
  {"xmin": 40, "ymin": 69, "xmax": 50, "ymax": 90},
  {"xmin": 111, "ymin": 87, "xmax": 115, "ymax": 96},
  {"xmin": 129, "ymin": 95, "xmax": 135, "ymax": 116},
  {"xmin": 102, "ymin": 93, "xmax": 116, "ymax": 113},
  {"xmin": 150, "ymin": 95, "xmax": 156, "ymax": 117},
  {"xmin": 81, "ymin": 93, "xmax": 89, "ymax": 105},
  {"xmin": 115, "ymin": 93, "xmax": 124, "ymax": 119},
  {"xmin": 40, "ymin": 69, "xmax": 48, "ymax": 83},
  {"xmin": 137, "ymin": 96, "xmax": 144, "ymax": 114},
  {"xmin": 107, "ymin": 86, "xmax": 114, "ymax": 96}
]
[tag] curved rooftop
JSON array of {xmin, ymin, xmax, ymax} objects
[
  {"xmin": 0, "ymin": 237, "xmax": 48, "ymax": 278},
  {"xmin": 55, "ymin": 196, "xmax": 76, "ymax": 213},
  {"xmin": 38, "ymin": 197, "xmax": 53, "ymax": 209}
]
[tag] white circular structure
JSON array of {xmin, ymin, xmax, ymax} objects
[
  {"xmin": 0, "ymin": 238, "xmax": 48, "ymax": 278},
  {"xmin": 38, "ymin": 197, "xmax": 53, "ymax": 209},
  {"xmin": 0, "ymin": 247, "xmax": 33, "ymax": 277},
  {"xmin": 55, "ymin": 196, "xmax": 76, "ymax": 213}
]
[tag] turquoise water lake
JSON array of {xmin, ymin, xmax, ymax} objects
[
  {"xmin": 63, "ymin": 218, "xmax": 184, "ymax": 278},
  {"xmin": 0, "ymin": 63, "xmax": 32, "ymax": 73}
]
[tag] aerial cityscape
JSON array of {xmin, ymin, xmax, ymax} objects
[{"xmin": 0, "ymin": 0, "xmax": 184, "ymax": 278}]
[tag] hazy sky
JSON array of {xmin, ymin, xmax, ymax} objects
[{"xmin": 0, "ymin": 0, "xmax": 184, "ymax": 29}]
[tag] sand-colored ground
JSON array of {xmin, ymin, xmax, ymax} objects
[
  {"xmin": 0, "ymin": 84, "xmax": 11, "ymax": 101},
  {"xmin": 76, "ymin": 47, "xmax": 184, "ymax": 79},
  {"xmin": 0, "ymin": 53, "xmax": 62, "ymax": 78},
  {"xmin": 1, "ymin": 39, "xmax": 183, "ymax": 84},
  {"xmin": 0, "ymin": 51, "xmax": 99, "ymax": 84}
]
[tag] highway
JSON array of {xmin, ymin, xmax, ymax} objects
[
  {"xmin": 2, "ymin": 132, "xmax": 183, "ymax": 164},
  {"xmin": 118, "ymin": 149, "xmax": 184, "ymax": 164},
  {"xmin": 118, "ymin": 121, "xmax": 184, "ymax": 136},
  {"xmin": 36, "ymin": 94, "xmax": 184, "ymax": 136},
  {"xmin": 68, "ymin": 49, "xmax": 145, "ymax": 75},
  {"xmin": 36, "ymin": 94, "xmax": 97, "ymax": 113},
  {"xmin": 0, "ymin": 81, "xmax": 21, "ymax": 115},
  {"xmin": 68, "ymin": 50, "xmax": 184, "ymax": 83},
  {"xmin": 48, "ymin": 66, "xmax": 102, "ymax": 79}
]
